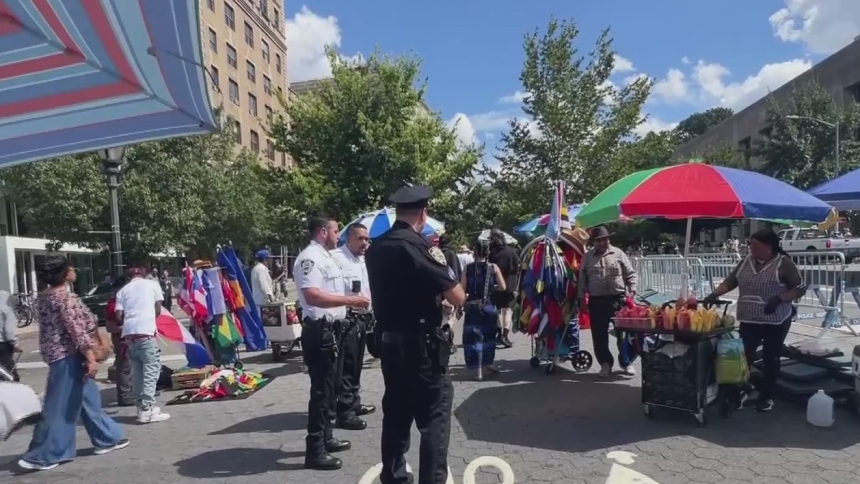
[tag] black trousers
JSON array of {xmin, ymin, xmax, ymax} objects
[
  {"xmin": 337, "ymin": 318, "xmax": 365, "ymax": 420},
  {"xmin": 303, "ymin": 320, "xmax": 341, "ymax": 456},
  {"xmin": 380, "ymin": 334, "xmax": 453, "ymax": 484},
  {"xmin": 739, "ymin": 318, "xmax": 791, "ymax": 401},
  {"xmin": 0, "ymin": 342, "xmax": 19, "ymax": 382},
  {"xmin": 111, "ymin": 333, "xmax": 133, "ymax": 404},
  {"xmin": 587, "ymin": 295, "xmax": 631, "ymax": 367}
]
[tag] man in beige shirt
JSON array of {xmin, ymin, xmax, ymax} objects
[{"xmin": 578, "ymin": 226, "xmax": 638, "ymax": 378}]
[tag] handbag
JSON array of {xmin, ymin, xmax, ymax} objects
[
  {"xmin": 464, "ymin": 263, "xmax": 496, "ymax": 316},
  {"xmin": 90, "ymin": 328, "xmax": 113, "ymax": 363}
]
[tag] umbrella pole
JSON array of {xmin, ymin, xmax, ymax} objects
[{"xmin": 681, "ymin": 217, "xmax": 693, "ymax": 299}]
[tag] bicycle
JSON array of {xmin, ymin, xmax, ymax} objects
[{"xmin": 12, "ymin": 293, "xmax": 33, "ymax": 328}]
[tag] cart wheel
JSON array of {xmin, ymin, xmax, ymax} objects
[
  {"xmin": 272, "ymin": 343, "xmax": 284, "ymax": 362},
  {"xmin": 695, "ymin": 412, "xmax": 707, "ymax": 428},
  {"xmin": 281, "ymin": 340, "xmax": 297, "ymax": 358},
  {"xmin": 529, "ymin": 357, "xmax": 541, "ymax": 368},
  {"xmin": 570, "ymin": 351, "xmax": 593, "ymax": 372},
  {"xmin": 643, "ymin": 404, "xmax": 654, "ymax": 419},
  {"xmin": 544, "ymin": 363, "xmax": 555, "ymax": 374},
  {"xmin": 234, "ymin": 361, "xmax": 244, "ymax": 370}
]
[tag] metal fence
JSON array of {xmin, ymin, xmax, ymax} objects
[{"xmin": 629, "ymin": 252, "xmax": 853, "ymax": 337}]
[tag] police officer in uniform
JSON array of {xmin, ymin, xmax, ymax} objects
[
  {"xmin": 365, "ymin": 185, "xmax": 466, "ymax": 484},
  {"xmin": 294, "ymin": 217, "xmax": 371, "ymax": 471}
]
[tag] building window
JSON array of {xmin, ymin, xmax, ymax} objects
[
  {"xmin": 260, "ymin": 0, "xmax": 269, "ymax": 20},
  {"xmin": 210, "ymin": 65, "xmax": 219, "ymax": 89},
  {"xmin": 208, "ymin": 28, "xmax": 217, "ymax": 53},
  {"xmin": 207, "ymin": 0, "xmax": 215, "ymax": 11},
  {"xmin": 265, "ymin": 105, "xmax": 273, "ymax": 123},
  {"xmin": 266, "ymin": 139, "xmax": 275, "ymax": 160},
  {"xmin": 250, "ymin": 130, "xmax": 260, "ymax": 152},
  {"xmin": 244, "ymin": 22, "xmax": 254, "ymax": 47},
  {"xmin": 228, "ymin": 79, "xmax": 239, "ymax": 105},
  {"xmin": 274, "ymin": 7, "xmax": 280, "ymax": 29},
  {"xmin": 263, "ymin": 75, "xmax": 272, "ymax": 95},
  {"xmin": 233, "ymin": 120, "xmax": 242, "ymax": 143},
  {"xmin": 226, "ymin": 43, "xmax": 237, "ymax": 68},
  {"xmin": 224, "ymin": 4, "xmax": 235, "ymax": 30},
  {"xmin": 246, "ymin": 61, "xmax": 256, "ymax": 83},
  {"xmin": 249, "ymin": 93, "xmax": 258, "ymax": 116},
  {"xmin": 261, "ymin": 40, "xmax": 270, "ymax": 63},
  {"xmin": 275, "ymin": 53, "xmax": 281, "ymax": 74}
]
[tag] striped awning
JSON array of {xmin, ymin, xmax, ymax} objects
[{"xmin": 0, "ymin": 0, "xmax": 218, "ymax": 167}]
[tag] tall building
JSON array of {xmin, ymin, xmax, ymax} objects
[{"xmin": 200, "ymin": 0, "xmax": 291, "ymax": 167}]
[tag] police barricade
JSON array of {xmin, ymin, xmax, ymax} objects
[
  {"xmin": 629, "ymin": 255, "xmax": 708, "ymax": 302},
  {"xmin": 694, "ymin": 251, "xmax": 850, "ymax": 337}
]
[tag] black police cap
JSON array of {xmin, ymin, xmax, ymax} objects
[{"xmin": 388, "ymin": 185, "xmax": 433, "ymax": 209}]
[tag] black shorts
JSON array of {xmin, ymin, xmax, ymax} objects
[{"xmin": 491, "ymin": 291, "xmax": 516, "ymax": 309}]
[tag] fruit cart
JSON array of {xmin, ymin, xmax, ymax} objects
[
  {"xmin": 260, "ymin": 301, "xmax": 302, "ymax": 361},
  {"xmin": 615, "ymin": 298, "xmax": 737, "ymax": 426}
]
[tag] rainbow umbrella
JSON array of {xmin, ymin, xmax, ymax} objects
[
  {"xmin": 513, "ymin": 204, "xmax": 585, "ymax": 235},
  {"xmin": 576, "ymin": 163, "xmax": 837, "ymax": 228}
]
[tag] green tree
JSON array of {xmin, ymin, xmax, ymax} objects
[
  {"xmin": 269, "ymin": 48, "xmax": 481, "ymax": 241},
  {"xmin": 1, "ymin": 128, "xmax": 272, "ymax": 259},
  {"xmin": 674, "ymin": 107, "xmax": 734, "ymax": 144},
  {"xmin": 688, "ymin": 142, "xmax": 748, "ymax": 169},
  {"xmin": 493, "ymin": 18, "xmax": 652, "ymax": 220},
  {"xmin": 613, "ymin": 131, "xmax": 678, "ymax": 171},
  {"xmin": 756, "ymin": 81, "xmax": 860, "ymax": 189}
]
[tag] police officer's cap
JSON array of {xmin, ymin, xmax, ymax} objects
[{"xmin": 388, "ymin": 185, "xmax": 433, "ymax": 210}]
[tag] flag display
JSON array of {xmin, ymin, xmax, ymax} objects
[{"xmin": 156, "ymin": 308, "xmax": 211, "ymax": 368}]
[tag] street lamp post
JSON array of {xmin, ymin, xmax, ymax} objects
[
  {"xmin": 97, "ymin": 146, "xmax": 127, "ymax": 279},
  {"xmin": 784, "ymin": 115, "xmax": 840, "ymax": 231}
]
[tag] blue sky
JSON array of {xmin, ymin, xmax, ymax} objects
[{"xmin": 285, "ymin": 0, "xmax": 859, "ymax": 147}]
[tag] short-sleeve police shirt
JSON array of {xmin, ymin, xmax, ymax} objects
[
  {"xmin": 293, "ymin": 241, "xmax": 347, "ymax": 321},
  {"xmin": 365, "ymin": 220, "xmax": 458, "ymax": 332}
]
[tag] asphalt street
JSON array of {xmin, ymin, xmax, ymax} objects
[{"xmin": 4, "ymin": 322, "xmax": 860, "ymax": 483}]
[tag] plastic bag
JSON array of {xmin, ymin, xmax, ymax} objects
[{"xmin": 715, "ymin": 335, "xmax": 749, "ymax": 385}]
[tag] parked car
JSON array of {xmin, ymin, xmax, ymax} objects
[
  {"xmin": 778, "ymin": 227, "xmax": 860, "ymax": 263},
  {"xmin": 80, "ymin": 281, "xmax": 116, "ymax": 326}
]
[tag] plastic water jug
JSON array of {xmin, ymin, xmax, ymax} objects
[{"xmin": 807, "ymin": 389, "xmax": 835, "ymax": 428}]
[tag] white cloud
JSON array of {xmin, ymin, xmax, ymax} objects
[
  {"xmin": 467, "ymin": 110, "xmax": 514, "ymax": 132},
  {"xmin": 652, "ymin": 68, "xmax": 689, "ymax": 104},
  {"xmin": 498, "ymin": 91, "xmax": 529, "ymax": 104},
  {"xmin": 681, "ymin": 56, "xmax": 691, "ymax": 65},
  {"xmin": 612, "ymin": 54, "xmax": 636, "ymax": 74},
  {"xmin": 691, "ymin": 58, "xmax": 812, "ymax": 110},
  {"xmin": 285, "ymin": 7, "xmax": 359, "ymax": 83},
  {"xmin": 769, "ymin": 0, "xmax": 860, "ymax": 54},
  {"xmin": 446, "ymin": 113, "xmax": 478, "ymax": 147},
  {"xmin": 633, "ymin": 115, "xmax": 678, "ymax": 137}
]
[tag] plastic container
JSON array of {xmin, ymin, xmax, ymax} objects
[{"xmin": 807, "ymin": 389, "xmax": 835, "ymax": 428}]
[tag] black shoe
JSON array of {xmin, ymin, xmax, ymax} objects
[
  {"xmin": 755, "ymin": 399, "xmax": 774, "ymax": 412},
  {"xmin": 304, "ymin": 453, "xmax": 342, "ymax": 470},
  {"xmin": 336, "ymin": 417, "xmax": 367, "ymax": 430},
  {"xmin": 325, "ymin": 438, "xmax": 351, "ymax": 453},
  {"xmin": 356, "ymin": 404, "xmax": 376, "ymax": 416}
]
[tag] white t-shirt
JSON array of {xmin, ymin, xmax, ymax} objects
[
  {"xmin": 457, "ymin": 252, "xmax": 474, "ymax": 271},
  {"xmin": 331, "ymin": 246, "xmax": 371, "ymax": 301},
  {"xmin": 250, "ymin": 262, "xmax": 274, "ymax": 305},
  {"xmin": 116, "ymin": 278, "xmax": 164, "ymax": 337},
  {"xmin": 294, "ymin": 241, "xmax": 347, "ymax": 321}
]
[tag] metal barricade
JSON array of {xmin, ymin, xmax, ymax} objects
[{"xmin": 629, "ymin": 255, "xmax": 707, "ymax": 299}]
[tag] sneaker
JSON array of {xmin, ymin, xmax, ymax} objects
[
  {"xmin": 94, "ymin": 438, "xmax": 130, "ymax": 455},
  {"xmin": 755, "ymin": 398, "xmax": 774, "ymax": 412},
  {"xmin": 735, "ymin": 391, "xmax": 749, "ymax": 411},
  {"xmin": 17, "ymin": 460, "xmax": 59, "ymax": 471},
  {"xmin": 598, "ymin": 363, "xmax": 612, "ymax": 378},
  {"xmin": 620, "ymin": 365, "xmax": 636, "ymax": 376},
  {"xmin": 137, "ymin": 406, "xmax": 171, "ymax": 424}
]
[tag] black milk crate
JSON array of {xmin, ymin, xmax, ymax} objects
[{"xmin": 640, "ymin": 335, "xmax": 719, "ymax": 412}]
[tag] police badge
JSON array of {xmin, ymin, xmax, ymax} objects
[
  {"xmin": 300, "ymin": 259, "xmax": 315, "ymax": 275},
  {"xmin": 428, "ymin": 246, "xmax": 447, "ymax": 265}
]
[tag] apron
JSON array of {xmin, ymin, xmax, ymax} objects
[{"xmin": 735, "ymin": 255, "xmax": 792, "ymax": 325}]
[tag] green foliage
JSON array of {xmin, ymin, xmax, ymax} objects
[
  {"xmin": 493, "ymin": 17, "xmax": 652, "ymax": 220},
  {"xmin": 688, "ymin": 142, "xmax": 748, "ymax": 169},
  {"xmin": 0, "ymin": 128, "xmax": 273, "ymax": 259},
  {"xmin": 269, "ymin": 47, "xmax": 481, "ymax": 243},
  {"xmin": 756, "ymin": 81, "xmax": 860, "ymax": 189},
  {"xmin": 674, "ymin": 107, "xmax": 734, "ymax": 144}
]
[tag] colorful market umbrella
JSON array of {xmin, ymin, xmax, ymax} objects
[
  {"xmin": 339, "ymin": 207, "xmax": 444, "ymax": 243},
  {"xmin": 576, "ymin": 163, "xmax": 837, "ymax": 228},
  {"xmin": 477, "ymin": 229, "xmax": 517, "ymax": 245},
  {"xmin": 808, "ymin": 167, "xmax": 860, "ymax": 211},
  {"xmin": 0, "ymin": 0, "xmax": 217, "ymax": 167},
  {"xmin": 513, "ymin": 204, "xmax": 585, "ymax": 235}
]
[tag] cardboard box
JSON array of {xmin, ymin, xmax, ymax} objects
[{"xmin": 170, "ymin": 365, "xmax": 215, "ymax": 391}]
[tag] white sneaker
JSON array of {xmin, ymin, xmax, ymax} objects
[
  {"xmin": 598, "ymin": 363, "xmax": 612, "ymax": 378},
  {"xmin": 620, "ymin": 365, "xmax": 636, "ymax": 376},
  {"xmin": 94, "ymin": 438, "xmax": 130, "ymax": 455},
  {"xmin": 137, "ymin": 407, "xmax": 170, "ymax": 424},
  {"xmin": 17, "ymin": 460, "xmax": 58, "ymax": 471}
]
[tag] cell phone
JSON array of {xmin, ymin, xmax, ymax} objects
[{"xmin": 351, "ymin": 280, "xmax": 361, "ymax": 293}]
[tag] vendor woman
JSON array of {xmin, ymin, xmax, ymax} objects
[{"xmin": 703, "ymin": 228, "xmax": 806, "ymax": 413}]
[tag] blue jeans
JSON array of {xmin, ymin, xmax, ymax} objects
[
  {"xmin": 126, "ymin": 337, "xmax": 161, "ymax": 411},
  {"xmin": 22, "ymin": 355, "xmax": 124, "ymax": 466}
]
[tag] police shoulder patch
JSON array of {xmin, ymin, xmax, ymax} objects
[
  {"xmin": 428, "ymin": 246, "xmax": 446, "ymax": 265},
  {"xmin": 300, "ymin": 259, "xmax": 315, "ymax": 275}
]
